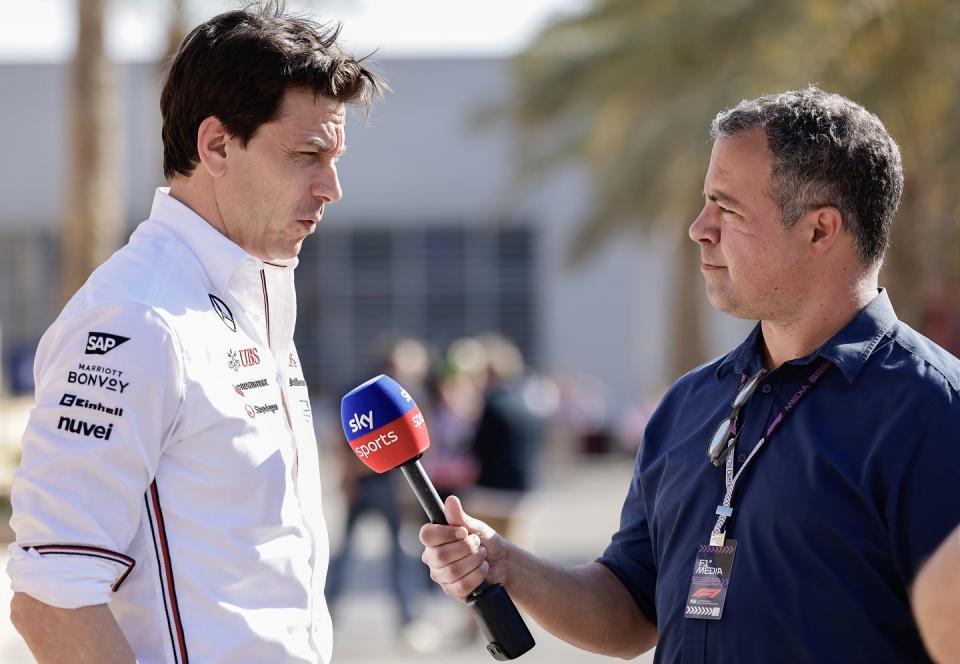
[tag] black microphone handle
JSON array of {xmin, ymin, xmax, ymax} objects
[{"xmin": 398, "ymin": 457, "xmax": 536, "ymax": 661}]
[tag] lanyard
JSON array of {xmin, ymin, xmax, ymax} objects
[{"xmin": 709, "ymin": 360, "xmax": 832, "ymax": 546}]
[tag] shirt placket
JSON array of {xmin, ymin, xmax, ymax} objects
[
  {"xmin": 260, "ymin": 265, "xmax": 324, "ymax": 658},
  {"xmin": 689, "ymin": 374, "xmax": 781, "ymax": 664}
]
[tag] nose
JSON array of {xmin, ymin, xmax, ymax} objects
[
  {"xmin": 689, "ymin": 204, "xmax": 719, "ymax": 246},
  {"xmin": 312, "ymin": 162, "xmax": 342, "ymax": 204}
]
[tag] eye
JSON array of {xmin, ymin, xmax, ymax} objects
[{"xmin": 719, "ymin": 205, "xmax": 737, "ymax": 217}]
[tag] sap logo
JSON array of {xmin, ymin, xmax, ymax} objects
[
  {"xmin": 354, "ymin": 431, "xmax": 399, "ymax": 458},
  {"xmin": 68, "ymin": 371, "xmax": 130, "ymax": 393},
  {"xmin": 57, "ymin": 415, "xmax": 114, "ymax": 440},
  {"xmin": 85, "ymin": 332, "xmax": 130, "ymax": 355},
  {"xmin": 348, "ymin": 410, "xmax": 374, "ymax": 433}
]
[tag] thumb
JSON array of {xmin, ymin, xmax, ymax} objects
[{"xmin": 444, "ymin": 495, "xmax": 494, "ymax": 539}]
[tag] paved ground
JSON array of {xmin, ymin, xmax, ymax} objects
[{"xmin": 1, "ymin": 454, "xmax": 655, "ymax": 663}]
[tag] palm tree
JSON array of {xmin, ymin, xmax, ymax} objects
[
  {"xmin": 61, "ymin": 0, "xmax": 123, "ymax": 304},
  {"xmin": 513, "ymin": 0, "xmax": 960, "ymax": 377}
]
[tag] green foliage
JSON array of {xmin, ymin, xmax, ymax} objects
[{"xmin": 513, "ymin": 0, "xmax": 960, "ymax": 284}]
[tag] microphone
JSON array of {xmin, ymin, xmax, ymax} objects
[{"xmin": 341, "ymin": 374, "xmax": 536, "ymax": 661}]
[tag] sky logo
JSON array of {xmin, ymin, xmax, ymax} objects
[{"xmin": 348, "ymin": 409, "xmax": 374, "ymax": 433}]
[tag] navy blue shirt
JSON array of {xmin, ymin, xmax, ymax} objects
[{"xmin": 599, "ymin": 291, "xmax": 960, "ymax": 663}]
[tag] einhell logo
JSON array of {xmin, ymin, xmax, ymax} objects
[
  {"xmin": 85, "ymin": 332, "xmax": 130, "ymax": 355},
  {"xmin": 60, "ymin": 393, "xmax": 123, "ymax": 417}
]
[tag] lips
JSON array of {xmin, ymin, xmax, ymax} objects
[
  {"xmin": 700, "ymin": 260, "xmax": 726, "ymax": 271},
  {"xmin": 297, "ymin": 219, "xmax": 318, "ymax": 235}
]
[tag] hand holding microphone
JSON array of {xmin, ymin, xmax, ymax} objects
[{"xmin": 341, "ymin": 375, "xmax": 536, "ymax": 661}]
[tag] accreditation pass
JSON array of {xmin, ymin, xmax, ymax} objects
[{"xmin": 684, "ymin": 540, "xmax": 737, "ymax": 620}]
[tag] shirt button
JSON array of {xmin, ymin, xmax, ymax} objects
[
  {"xmin": 737, "ymin": 453, "xmax": 747, "ymax": 463},
  {"xmin": 761, "ymin": 384, "xmax": 772, "ymax": 394}
]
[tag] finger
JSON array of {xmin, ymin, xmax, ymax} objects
[
  {"xmin": 419, "ymin": 522, "xmax": 470, "ymax": 547},
  {"xmin": 422, "ymin": 533, "xmax": 482, "ymax": 568},
  {"xmin": 443, "ymin": 561, "xmax": 490, "ymax": 601},
  {"xmin": 445, "ymin": 495, "xmax": 495, "ymax": 540},
  {"xmin": 429, "ymin": 546, "xmax": 487, "ymax": 585},
  {"xmin": 444, "ymin": 495, "xmax": 470, "ymax": 528}
]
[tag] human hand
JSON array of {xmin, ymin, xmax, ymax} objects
[{"xmin": 418, "ymin": 495, "xmax": 508, "ymax": 601}]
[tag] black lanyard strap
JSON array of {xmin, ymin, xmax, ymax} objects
[{"xmin": 710, "ymin": 360, "xmax": 832, "ymax": 545}]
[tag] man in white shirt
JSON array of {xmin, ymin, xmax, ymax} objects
[{"xmin": 7, "ymin": 4, "xmax": 382, "ymax": 663}]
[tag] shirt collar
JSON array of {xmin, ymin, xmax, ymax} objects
[
  {"xmin": 147, "ymin": 188, "xmax": 298, "ymax": 295},
  {"xmin": 716, "ymin": 289, "xmax": 898, "ymax": 383}
]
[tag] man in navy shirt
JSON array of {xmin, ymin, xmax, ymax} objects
[{"xmin": 419, "ymin": 87, "xmax": 960, "ymax": 662}]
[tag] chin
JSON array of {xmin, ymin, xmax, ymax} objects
[{"xmin": 705, "ymin": 288, "xmax": 750, "ymax": 319}]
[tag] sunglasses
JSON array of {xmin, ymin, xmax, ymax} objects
[{"xmin": 706, "ymin": 369, "xmax": 767, "ymax": 466}]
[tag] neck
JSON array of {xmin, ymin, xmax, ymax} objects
[
  {"xmin": 168, "ymin": 176, "xmax": 229, "ymax": 238},
  {"xmin": 760, "ymin": 276, "xmax": 878, "ymax": 370}
]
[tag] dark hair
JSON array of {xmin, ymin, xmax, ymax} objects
[
  {"xmin": 161, "ymin": 1, "xmax": 383, "ymax": 179},
  {"xmin": 711, "ymin": 86, "xmax": 903, "ymax": 265}
]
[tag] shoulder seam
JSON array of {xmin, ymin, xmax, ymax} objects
[{"xmin": 889, "ymin": 335, "xmax": 960, "ymax": 394}]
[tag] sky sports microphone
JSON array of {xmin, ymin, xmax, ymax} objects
[{"xmin": 341, "ymin": 374, "xmax": 535, "ymax": 661}]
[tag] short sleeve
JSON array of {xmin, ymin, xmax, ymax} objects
[
  {"xmin": 596, "ymin": 444, "xmax": 659, "ymax": 625},
  {"xmin": 7, "ymin": 302, "xmax": 182, "ymax": 608},
  {"xmin": 885, "ymin": 383, "xmax": 960, "ymax": 586}
]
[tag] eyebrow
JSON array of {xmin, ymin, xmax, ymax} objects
[
  {"xmin": 704, "ymin": 189, "xmax": 745, "ymax": 210},
  {"xmin": 303, "ymin": 137, "xmax": 347, "ymax": 156}
]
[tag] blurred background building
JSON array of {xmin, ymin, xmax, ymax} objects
[{"xmin": 1, "ymin": 0, "xmax": 959, "ymax": 662}]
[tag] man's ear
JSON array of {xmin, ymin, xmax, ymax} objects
[
  {"xmin": 196, "ymin": 116, "xmax": 229, "ymax": 178},
  {"xmin": 807, "ymin": 206, "xmax": 844, "ymax": 258}
]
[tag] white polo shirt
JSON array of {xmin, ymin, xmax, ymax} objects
[{"xmin": 8, "ymin": 188, "xmax": 332, "ymax": 664}]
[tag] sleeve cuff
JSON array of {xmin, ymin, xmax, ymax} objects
[
  {"xmin": 596, "ymin": 551, "xmax": 658, "ymax": 626},
  {"xmin": 7, "ymin": 543, "xmax": 136, "ymax": 608}
]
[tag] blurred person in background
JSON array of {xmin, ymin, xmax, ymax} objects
[
  {"xmin": 418, "ymin": 87, "xmax": 960, "ymax": 663},
  {"xmin": 420, "ymin": 339, "xmax": 485, "ymax": 502},
  {"xmin": 913, "ymin": 523, "xmax": 960, "ymax": 663},
  {"xmin": 325, "ymin": 337, "xmax": 429, "ymax": 639},
  {"xmin": 7, "ymin": 4, "xmax": 381, "ymax": 663},
  {"xmin": 467, "ymin": 334, "xmax": 549, "ymax": 542}
]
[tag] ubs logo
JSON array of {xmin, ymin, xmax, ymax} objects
[
  {"xmin": 209, "ymin": 294, "xmax": 236, "ymax": 332},
  {"xmin": 227, "ymin": 348, "xmax": 261, "ymax": 372}
]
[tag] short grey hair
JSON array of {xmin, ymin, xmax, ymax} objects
[{"xmin": 711, "ymin": 86, "xmax": 903, "ymax": 265}]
